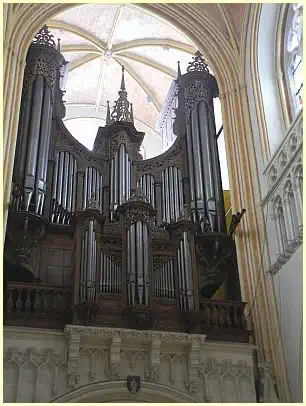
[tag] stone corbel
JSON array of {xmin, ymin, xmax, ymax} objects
[
  {"xmin": 145, "ymin": 333, "xmax": 161, "ymax": 382},
  {"xmin": 106, "ymin": 334, "xmax": 121, "ymax": 379},
  {"xmin": 66, "ymin": 329, "xmax": 81, "ymax": 389}
]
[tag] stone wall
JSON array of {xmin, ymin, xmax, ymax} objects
[{"xmin": 4, "ymin": 325, "xmax": 257, "ymax": 402}]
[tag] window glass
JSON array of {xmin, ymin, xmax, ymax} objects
[{"xmin": 286, "ymin": 4, "xmax": 303, "ymax": 114}]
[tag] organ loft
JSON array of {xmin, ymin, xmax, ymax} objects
[{"xmin": 4, "ymin": 26, "xmax": 248, "ymax": 342}]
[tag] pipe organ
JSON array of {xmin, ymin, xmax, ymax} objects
[
  {"xmin": 100, "ymin": 252, "xmax": 121, "ymax": 294},
  {"xmin": 83, "ymin": 167, "xmax": 103, "ymax": 210},
  {"xmin": 137, "ymin": 174, "xmax": 155, "ymax": 208},
  {"xmin": 161, "ymin": 166, "xmax": 184, "ymax": 223},
  {"xmin": 51, "ymin": 151, "xmax": 77, "ymax": 224},
  {"xmin": 6, "ymin": 27, "xmax": 243, "ymax": 332},
  {"xmin": 110, "ymin": 143, "xmax": 131, "ymax": 217}
]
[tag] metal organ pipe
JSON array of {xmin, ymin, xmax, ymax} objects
[
  {"xmin": 154, "ymin": 259, "xmax": 175, "ymax": 300},
  {"xmin": 83, "ymin": 167, "xmax": 103, "ymax": 210},
  {"xmin": 143, "ymin": 223, "xmax": 149, "ymax": 305},
  {"xmin": 61, "ymin": 152, "xmax": 69, "ymax": 214},
  {"xmin": 110, "ymin": 144, "xmax": 131, "ymax": 217},
  {"xmin": 24, "ymin": 75, "xmax": 44, "ymax": 211},
  {"xmin": 51, "ymin": 151, "xmax": 77, "ymax": 224},
  {"xmin": 79, "ymin": 220, "xmax": 97, "ymax": 304},
  {"xmin": 36, "ymin": 82, "xmax": 52, "ymax": 215},
  {"xmin": 185, "ymin": 126, "xmax": 197, "ymax": 223},
  {"xmin": 208, "ymin": 105, "xmax": 226, "ymax": 232},
  {"xmin": 14, "ymin": 82, "xmax": 33, "ymax": 190},
  {"xmin": 113, "ymin": 151, "xmax": 119, "ymax": 211},
  {"xmin": 137, "ymin": 175, "xmax": 155, "ymax": 208},
  {"xmin": 162, "ymin": 167, "xmax": 184, "ymax": 223},
  {"xmin": 136, "ymin": 220, "xmax": 143, "ymax": 304}
]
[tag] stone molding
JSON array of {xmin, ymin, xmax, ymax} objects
[
  {"xmin": 263, "ymin": 110, "xmax": 303, "ymax": 203},
  {"xmin": 64, "ymin": 325, "xmax": 207, "ymax": 345},
  {"xmin": 267, "ymin": 226, "xmax": 303, "ymax": 275}
]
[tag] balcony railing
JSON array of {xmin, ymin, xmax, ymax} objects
[
  {"xmin": 5, "ymin": 282, "xmax": 72, "ymax": 315},
  {"xmin": 199, "ymin": 298, "xmax": 247, "ymax": 329},
  {"xmin": 4, "ymin": 282, "xmax": 249, "ymax": 342}
]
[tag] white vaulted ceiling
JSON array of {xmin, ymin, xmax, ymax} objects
[{"xmin": 47, "ymin": 4, "xmax": 197, "ymax": 157}]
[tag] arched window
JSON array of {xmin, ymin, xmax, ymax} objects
[{"xmin": 285, "ymin": 4, "xmax": 303, "ymax": 117}]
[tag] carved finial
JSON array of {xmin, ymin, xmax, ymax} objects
[
  {"xmin": 177, "ymin": 61, "xmax": 182, "ymax": 79},
  {"xmin": 106, "ymin": 101, "xmax": 113, "ymax": 125},
  {"xmin": 120, "ymin": 65, "xmax": 126, "ymax": 90},
  {"xmin": 32, "ymin": 25, "xmax": 56, "ymax": 48},
  {"xmin": 110, "ymin": 65, "xmax": 133, "ymax": 123},
  {"xmin": 187, "ymin": 50, "xmax": 209, "ymax": 73},
  {"xmin": 57, "ymin": 38, "xmax": 61, "ymax": 52}
]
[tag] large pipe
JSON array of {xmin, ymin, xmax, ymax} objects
[
  {"xmin": 24, "ymin": 75, "xmax": 44, "ymax": 211},
  {"xmin": 170, "ymin": 260, "xmax": 174, "ymax": 299},
  {"xmin": 92, "ymin": 232, "xmax": 97, "ymax": 302},
  {"xmin": 110, "ymin": 158, "xmax": 114, "ymax": 211},
  {"xmin": 114, "ymin": 151, "xmax": 119, "ymax": 209},
  {"xmin": 163, "ymin": 169, "xmax": 169, "ymax": 223},
  {"xmin": 80, "ymin": 236, "xmax": 85, "ymax": 302},
  {"xmin": 84, "ymin": 231, "xmax": 88, "ymax": 301},
  {"xmin": 177, "ymin": 247, "xmax": 183, "ymax": 308},
  {"xmin": 91, "ymin": 168, "xmax": 98, "ymax": 200},
  {"xmin": 183, "ymin": 231, "xmax": 193, "ymax": 310},
  {"xmin": 178, "ymin": 171, "xmax": 184, "ymax": 216},
  {"xmin": 143, "ymin": 223, "xmax": 149, "ymax": 305},
  {"xmin": 179, "ymin": 240, "xmax": 187, "ymax": 310},
  {"xmin": 127, "ymin": 227, "xmax": 131, "ymax": 303},
  {"xmin": 51, "ymin": 154, "xmax": 59, "ymax": 222},
  {"xmin": 61, "ymin": 152, "xmax": 69, "ymax": 218},
  {"xmin": 185, "ymin": 125, "xmax": 196, "ymax": 222},
  {"xmin": 173, "ymin": 168, "xmax": 179, "ymax": 219},
  {"xmin": 88, "ymin": 167, "xmax": 93, "ymax": 205},
  {"xmin": 67, "ymin": 154, "xmax": 74, "ymax": 215},
  {"xmin": 72, "ymin": 159, "xmax": 77, "ymax": 214},
  {"xmin": 15, "ymin": 81, "xmax": 33, "ymax": 187},
  {"xmin": 122, "ymin": 146, "xmax": 126, "ymax": 203},
  {"xmin": 169, "ymin": 167, "xmax": 175, "ymax": 222},
  {"xmin": 208, "ymin": 105, "xmax": 226, "ymax": 232},
  {"xmin": 36, "ymin": 81, "xmax": 52, "ymax": 214},
  {"xmin": 100, "ymin": 174, "xmax": 103, "ymax": 210},
  {"xmin": 136, "ymin": 220, "xmax": 143, "ymax": 304},
  {"xmin": 130, "ymin": 223, "xmax": 136, "ymax": 305},
  {"xmin": 56, "ymin": 152, "xmax": 65, "ymax": 222}
]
